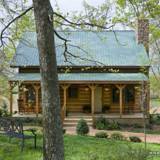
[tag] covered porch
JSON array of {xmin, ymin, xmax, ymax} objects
[{"xmin": 9, "ymin": 73, "xmax": 149, "ymax": 119}]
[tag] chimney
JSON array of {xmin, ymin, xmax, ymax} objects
[{"xmin": 136, "ymin": 19, "xmax": 149, "ymax": 54}]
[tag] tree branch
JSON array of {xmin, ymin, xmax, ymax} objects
[
  {"xmin": 53, "ymin": 11, "xmax": 114, "ymax": 30},
  {"xmin": 0, "ymin": 6, "xmax": 33, "ymax": 48}
]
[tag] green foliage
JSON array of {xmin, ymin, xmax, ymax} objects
[
  {"xmin": 111, "ymin": 145, "xmax": 150, "ymax": 160},
  {"xmin": 0, "ymin": 134, "xmax": 156, "ymax": 160},
  {"xmin": 150, "ymin": 76, "xmax": 160, "ymax": 99},
  {"xmin": 117, "ymin": 0, "xmax": 126, "ymax": 8},
  {"xmin": 95, "ymin": 132, "xmax": 108, "ymax": 138},
  {"xmin": 0, "ymin": 103, "xmax": 10, "ymax": 117},
  {"xmin": 12, "ymin": 117, "xmax": 43, "ymax": 126},
  {"xmin": 129, "ymin": 136, "xmax": 142, "ymax": 143},
  {"xmin": 94, "ymin": 116, "xmax": 109, "ymax": 130},
  {"xmin": 108, "ymin": 121, "xmax": 120, "ymax": 130},
  {"xmin": 133, "ymin": 123, "xmax": 143, "ymax": 128},
  {"xmin": 69, "ymin": 0, "xmax": 114, "ymax": 31},
  {"xmin": 76, "ymin": 119, "xmax": 89, "ymax": 135},
  {"xmin": 0, "ymin": 76, "xmax": 9, "ymax": 97},
  {"xmin": 95, "ymin": 117, "xmax": 120, "ymax": 130},
  {"xmin": 110, "ymin": 132, "xmax": 126, "ymax": 141},
  {"xmin": 150, "ymin": 114, "xmax": 160, "ymax": 125}
]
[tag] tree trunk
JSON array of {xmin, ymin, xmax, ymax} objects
[{"xmin": 32, "ymin": 0, "xmax": 64, "ymax": 160}]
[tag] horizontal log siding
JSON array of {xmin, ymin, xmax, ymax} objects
[
  {"xmin": 17, "ymin": 83, "xmax": 143, "ymax": 114},
  {"xmin": 103, "ymin": 85, "xmax": 120, "ymax": 113},
  {"xmin": 66, "ymin": 85, "xmax": 91, "ymax": 112},
  {"xmin": 102, "ymin": 85, "xmax": 142, "ymax": 113},
  {"xmin": 134, "ymin": 86, "xmax": 142, "ymax": 113}
]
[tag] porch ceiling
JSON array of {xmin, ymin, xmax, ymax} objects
[{"xmin": 10, "ymin": 73, "xmax": 148, "ymax": 83}]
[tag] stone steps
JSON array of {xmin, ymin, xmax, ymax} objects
[{"xmin": 63, "ymin": 115, "xmax": 93, "ymax": 127}]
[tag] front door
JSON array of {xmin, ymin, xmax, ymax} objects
[{"xmin": 94, "ymin": 87, "xmax": 102, "ymax": 113}]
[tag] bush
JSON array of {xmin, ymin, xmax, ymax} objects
[
  {"xmin": 95, "ymin": 117, "xmax": 109, "ymax": 130},
  {"xmin": 95, "ymin": 132, "xmax": 108, "ymax": 138},
  {"xmin": 133, "ymin": 123, "xmax": 143, "ymax": 128},
  {"xmin": 129, "ymin": 136, "xmax": 142, "ymax": 143},
  {"xmin": 13, "ymin": 117, "xmax": 42, "ymax": 126},
  {"xmin": 108, "ymin": 121, "xmax": 120, "ymax": 130},
  {"xmin": 76, "ymin": 119, "xmax": 89, "ymax": 135},
  {"xmin": 95, "ymin": 117, "xmax": 120, "ymax": 130},
  {"xmin": 150, "ymin": 114, "xmax": 160, "ymax": 125},
  {"xmin": 0, "ymin": 103, "xmax": 10, "ymax": 117},
  {"xmin": 110, "ymin": 132, "xmax": 126, "ymax": 141}
]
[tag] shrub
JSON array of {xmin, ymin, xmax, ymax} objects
[
  {"xmin": 76, "ymin": 119, "xmax": 89, "ymax": 135},
  {"xmin": 108, "ymin": 121, "xmax": 120, "ymax": 130},
  {"xmin": 110, "ymin": 132, "xmax": 126, "ymax": 141},
  {"xmin": 95, "ymin": 117, "xmax": 109, "ymax": 130},
  {"xmin": 129, "ymin": 136, "xmax": 142, "ymax": 143},
  {"xmin": 0, "ymin": 103, "xmax": 10, "ymax": 117},
  {"xmin": 133, "ymin": 123, "xmax": 143, "ymax": 128},
  {"xmin": 150, "ymin": 114, "xmax": 160, "ymax": 125},
  {"xmin": 95, "ymin": 132, "xmax": 108, "ymax": 138},
  {"xmin": 13, "ymin": 117, "xmax": 42, "ymax": 126}
]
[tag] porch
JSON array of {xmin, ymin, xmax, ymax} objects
[{"xmin": 9, "ymin": 72, "xmax": 149, "ymax": 120}]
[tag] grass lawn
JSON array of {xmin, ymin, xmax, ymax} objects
[{"xmin": 0, "ymin": 134, "xmax": 160, "ymax": 160}]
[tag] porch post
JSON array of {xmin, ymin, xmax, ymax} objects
[
  {"xmin": 33, "ymin": 85, "xmax": 40, "ymax": 117},
  {"xmin": 9, "ymin": 82, "xmax": 13, "ymax": 115},
  {"xmin": 61, "ymin": 84, "xmax": 70, "ymax": 119},
  {"xmin": 89, "ymin": 84, "xmax": 97, "ymax": 115},
  {"xmin": 9, "ymin": 81, "xmax": 18, "ymax": 115},
  {"xmin": 116, "ymin": 84, "xmax": 126, "ymax": 118}
]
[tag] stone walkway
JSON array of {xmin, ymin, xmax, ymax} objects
[{"xmin": 65, "ymin": 127, "xmax": 160, "ymax": 144}]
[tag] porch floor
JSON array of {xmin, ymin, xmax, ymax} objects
[
  {"xmin": 12, "ymin": 112, "xmax": 144, "ymax": 119},
  {"xmin": 67, "ymin": 112, "xmax": 144, "ymax": 119}
]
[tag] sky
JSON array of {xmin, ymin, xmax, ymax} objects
[{"xmin": 52, "ymin": 0, "xmax": 106, "ymax": 12}]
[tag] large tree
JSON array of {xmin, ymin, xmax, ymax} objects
[
  {"xmin": 32, "ymin": 0, "xmax": 64, "ymax": 159},
  {"xmin": 0, "ymin": 1, "xmax": 114, "ymax": 159}
]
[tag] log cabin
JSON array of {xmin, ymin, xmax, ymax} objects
[{"xmin": 9, "ymin": 19, "xmax": 150, "ymax": 125}]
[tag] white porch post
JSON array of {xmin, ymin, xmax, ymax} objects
[
  {"xmin": 89, "ymin": 84, "xmax": 97, "ymax": 115},
  {"xmin": 116, "ymin": 84, "xmax": 126, "ymax": 118}
]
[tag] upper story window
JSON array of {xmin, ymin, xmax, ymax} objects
[{"xmin": 68, "ymin": 86, "xmax": 78, "ymax": 99}]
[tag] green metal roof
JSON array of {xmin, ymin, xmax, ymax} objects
[
  {"xmin": 10, "ymin": 73, "xmax": 148, "ymax": 82},
  {"xmin": 11, "ymin": 31, "xmax": 150, "ymax": 67}
]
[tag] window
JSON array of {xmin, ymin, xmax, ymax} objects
[
  {"xmin": 68, "ymin": 86, "xmax": 78, "ymax": 98},
  {"xmin": 26, "ymin": 86, "xmax": 36, "ymax": 103},
  {"xmin": 124, "ymin": 87, "xmax": 134, "ymax": 103},
  {"xmin": 112, "ymin": 87, "xmax": 119, "ymax": 103}
]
